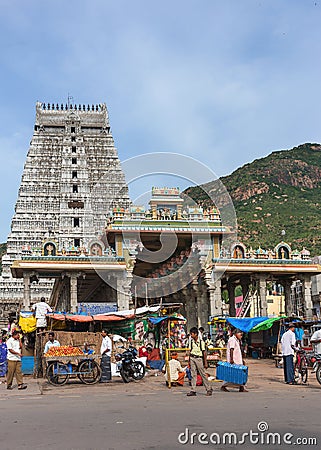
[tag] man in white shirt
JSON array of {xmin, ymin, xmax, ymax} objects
[
  {"xmin": 31, "ymin": 297, "xmax": 52, "ymax": 331},
  {"xmin": 100, "ymin": 329, "xmax": 112, "ymax": 383},
  {"xmin": 44, "ymin": 332, "xmax": 60, "ymax": 354},
  {"xmin": 164, "ymin": 351, "xmax": 185, "ymax": 386},
  {"xmin": 281, "ymin": 323, "xmax": 296, "ymax": 384},
  {"xmin": 6, "ymin": 330, "xmax": 27, "ymax": 390},
  {"xmin": 310, "ymin": 329, "xmax": 321, "ymax": 355},
  {"xmin": 221, "ymin": 329, "xmax": 248, "ymax": 392}
]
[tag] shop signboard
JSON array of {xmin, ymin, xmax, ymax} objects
[{"xmin": 78, "ymin": 303, "xmax": 117, "ymax": 315}]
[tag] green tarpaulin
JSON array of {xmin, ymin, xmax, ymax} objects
[{"xmin": 250, "ymin": 316, "xmax": 286, "ymax": 332}]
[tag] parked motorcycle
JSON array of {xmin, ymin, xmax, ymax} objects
[
  {"xmin": 115, "ymin": 346, "xmax": 145, "ymax": 383},
  {"xmin": 310, "ymin": 353, "xmax": 321, "ymax": 385}
]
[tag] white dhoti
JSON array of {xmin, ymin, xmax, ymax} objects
[{"xmin": 36, "ymin": 317, "xmax": 47, "ymax": 328}]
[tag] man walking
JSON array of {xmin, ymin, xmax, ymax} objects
[
  {"xmin": 221, "ymin": 329, "xmax": 248, "ymax": 392},
  {"xmin": 6, "ymin": 330, "xmax": 27, "ymax": 390},
  {"xmin": 281, "ymin": 322, "xmax": 296, "ymax": 385},
  {"xmin": 186, "ymin": 327, "xmax": 212, "ymax": 397}
]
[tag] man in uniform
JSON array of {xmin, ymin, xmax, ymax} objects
[{"xmin": 186, "ymin": 327, "xmax": 212, "ymax": 397}]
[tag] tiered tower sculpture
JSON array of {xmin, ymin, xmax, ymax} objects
[{"xmin": 0, "ymin": 102, "xmax": 130, "ymax": 321}]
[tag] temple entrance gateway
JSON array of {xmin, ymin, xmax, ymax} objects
[
  {"xmin": 105, "ymin": 189, "xmax": 321, "ymax": 321},
  {"xmin": 9, "ymin": 187, "xmax": 321, "ymax": 320}
]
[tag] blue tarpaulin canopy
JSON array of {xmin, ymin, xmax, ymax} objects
[
  {"xmin": 149, "ymin": 316, "xmax": 168, "ymax": 324},
  {"xmin": 250, "ymin": 316, "xmax": 286, "ymax": 332},
  {"xmin": 148, "ymin": 314, "xmax": 186, "ymax": 325},
  {"xmin": 226, "ymin": 317, "xmax": 269, "ymax": 333}
]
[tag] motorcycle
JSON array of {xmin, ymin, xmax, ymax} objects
[
  {"xmin": 310, "ymin": 353, "xmax": 321, "ymax": 385},
  {"xmin": 114, "ymin": 346, "xmax": 145, "ymax": 383}
]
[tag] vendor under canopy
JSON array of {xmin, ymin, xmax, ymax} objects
[{"xmin": 146, "ymin": 344, "xmax": 165, "ymax": 371}]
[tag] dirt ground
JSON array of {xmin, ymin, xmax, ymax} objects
[
  {"xmin": 1, "ymin": 358, "xmax": 320, "ymax": 450},
  {"xmin": 1, "ymin": 357, "xmax": 320, "ymax": 395}
]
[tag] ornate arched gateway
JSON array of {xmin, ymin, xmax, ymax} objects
[{"xmin": 11, "ymin": 188, "xmax": 321, "ymax": 323}]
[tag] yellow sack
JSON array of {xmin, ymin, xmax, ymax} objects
[{"xmin": 19, "ymin": 316, "xmax": 37, "ymax": 333}]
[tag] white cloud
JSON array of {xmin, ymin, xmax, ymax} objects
[{"xmin": 1, "ymin": 0, "xmax": 321, "ymax": 240}]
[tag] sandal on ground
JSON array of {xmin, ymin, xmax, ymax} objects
[
  {"xmin": 186, "ymin": 391, "xmax": 197, "ymax": 396},
  {"xmin": 18, "ymin": 384, "xmax": 27, "ymax": 390}
]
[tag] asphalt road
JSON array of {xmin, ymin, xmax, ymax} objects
[{"xmin": 0, "ymin": 360, "xmax": 320, "ymax": 450}]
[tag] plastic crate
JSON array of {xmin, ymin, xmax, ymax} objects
[
  {"xmin": 216, "ymin": 361, "xmax": 248, "ymax": 385},
  {"xmin": 53, "ymin": 362, "xmax": 73, "ymax": 374},
  {"xmin": 21, "ymin": 356, "xmax": 34, "ymax": 375}
]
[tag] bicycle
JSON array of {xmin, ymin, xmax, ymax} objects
[{"xmin": 294, "ymin": 349, "xmax": 308, "ymax": 384}]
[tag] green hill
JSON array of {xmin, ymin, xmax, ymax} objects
[{"xmin": 184, "ymin": 143, "xmax": 321, "ymax": 256}]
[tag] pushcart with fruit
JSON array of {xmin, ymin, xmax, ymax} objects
[{"xmin": 44, "ymin": 346, "xmax": 101, "ymax": 386}]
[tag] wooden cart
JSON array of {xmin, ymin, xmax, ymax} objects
[{"xmin": 45, "ymin": 354, "xmax": 101, "ymax": 386}]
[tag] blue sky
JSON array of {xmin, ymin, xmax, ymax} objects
[{"xmin": 1, "ymin": 0, "xmax": 321, "ymax": 241}]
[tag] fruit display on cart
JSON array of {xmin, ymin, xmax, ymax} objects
[{"xmin": 45, "ymin": 345, "xmax": 84, "ymax": 357}]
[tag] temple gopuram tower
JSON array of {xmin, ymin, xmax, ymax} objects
[{"xmin": 0, "ymin": 102, "xmax": 130, "ymax": 322}]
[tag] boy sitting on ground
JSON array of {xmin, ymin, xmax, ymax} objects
[{"xmin": 164, "ymin": 351, "xmax": 185, "ymax": 386}]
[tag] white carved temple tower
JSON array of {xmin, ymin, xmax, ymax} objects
[{"xmin": 0, "ymin": 102, "xmax": 130, "ymax": 321}]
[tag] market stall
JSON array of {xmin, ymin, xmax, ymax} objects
[
  {"xmin": 148, "ymin": 313, "xmax": 187, "ymax": 349},
  {"xmin": 207, "ymin": 317, "xmax": 228, "ymax": 366},
  {"xmin": 225, "ymin": 316, "xmax": 286, "ymax": 360},
  {"xmin": 145, "ymin": 314, "xmax": 187, "ymax": 388}
]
